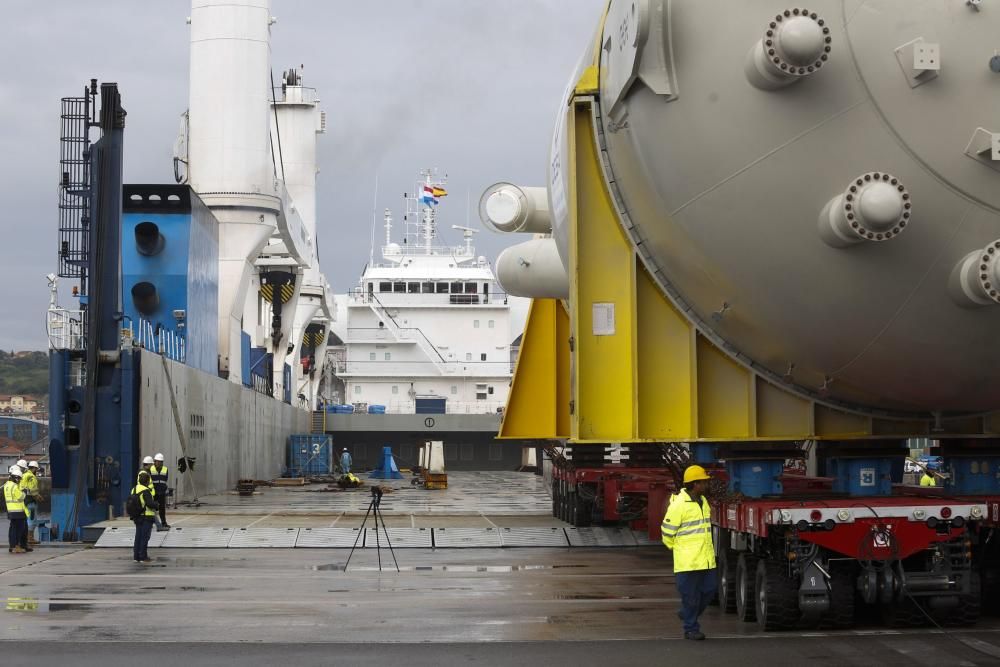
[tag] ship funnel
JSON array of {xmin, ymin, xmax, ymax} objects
[{"xmin": 134, "ymin": 221, "xmax": 166, "ymax": 256}]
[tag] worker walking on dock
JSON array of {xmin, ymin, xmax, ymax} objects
[
  {"xmin": 662, "ymin": 465, "xmax": 716, "ymax": 641},
  {"xmin": 920, "ymin": 465, "xmax": 938, "ymax": 487},
  {"xmin": 4, "ymin": 465, "xmax": 29, "ymax": 554},
  {"xmin": 150, "ymin": 453, "xmax": 170, "ymax": 528},
  {"xmin": 131, "ymin": 471, "xmax": 157, "ymax": 564},
  {"xmin": 340, "ymin": 448, "xmax": 352, "ymax": 474}
]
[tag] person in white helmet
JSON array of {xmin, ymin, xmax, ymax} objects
[
  {"xmin": 18, "ymin": 459, "xmax": 40, "ymax": 544},
  {"xmin": 150, "ymin": 453, "xmax": 170, "ymax": 528},
  {"xmin": 4, "ymin": 465, "xmax": 30, "ymax": 554},
  {"xmin": 137, "ymin": 456, "xmax": 167, "ymax": 532},
  {"xmin": 340, "ymin": 448, "xmax": 352, "ymax": 475}
]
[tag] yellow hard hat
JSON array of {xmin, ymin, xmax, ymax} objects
[{"xmin": 683, "ymin": 465, "xmax": 712, "ymax": 484}]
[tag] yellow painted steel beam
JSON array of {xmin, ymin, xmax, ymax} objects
[
  {"xmin": 498, "ymin": 299, "xmax": 570, "ymax": 439},
  {"xmin": 569, "ymin": 100, "xmax": 638, "ymax": 441}
]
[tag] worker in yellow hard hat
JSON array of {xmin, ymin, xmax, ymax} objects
[{"xmin": 661, "ymin": 464, "xmax": 716, "ymax": 641}]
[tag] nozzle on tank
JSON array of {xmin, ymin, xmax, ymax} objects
[
  {"xmin": 134, "ymin": 221, "xmax": 166, "ymax": 256},
  {"xmin": 479, "ymin": 183, "xmax": 551, "ymax": 234},
  {"xmin": 950, "ymin": 240, "xmax": 1000, "ymax": 307},
  {"xmin": 746, "ymin": 8, "xmax": 832, "ymax": 90},
  {"xmin": 818, "ymin": 172, "xmax": 911, "ymax": 248}
]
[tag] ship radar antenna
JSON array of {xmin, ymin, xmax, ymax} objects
[{"xmin": 451, "ymin": 225, "xmax": 479, "ymax": 256}]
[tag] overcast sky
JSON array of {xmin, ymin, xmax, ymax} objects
[{"xmin": 0, "ymin": 0, "xmax": 604, "ymax": 351}]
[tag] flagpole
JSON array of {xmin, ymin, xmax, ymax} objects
[{"xmin": 369, "ymin": 173, "xmax": 379, "ymax": 267}]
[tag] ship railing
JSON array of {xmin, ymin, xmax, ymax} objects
[
  {"xmin": 332, "ymin": 360, "xmax": 513, "ymax": 376},
  {"xmin": 348, "ymin": 287, "xmax": 510, "ymax": 307},
  {"xmin": 132, "ymin": 318, "xmax": 186, "ymax": 364},
  {"xmin": 346, "ymin": 400, "xmax": 506, "ymax": 416},
  {"xmin": 47, "ymin": 307, "xmax": 86, "ymax": 351}
]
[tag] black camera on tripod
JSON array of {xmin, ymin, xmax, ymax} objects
[{"xmin": 371, "ymin": 485, "xmax": 383, "ymax": 506}]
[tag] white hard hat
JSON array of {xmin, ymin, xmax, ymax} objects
[
  {"xmin": 343, "ymin": 448, "xmax": 348, "ymax": 451},
  {"xmin": 16, "ymin": 459, "xmax": 27, "ymax": 469},
  {"xmin": 8, "ymin": 465, "xmax": 22, "ymax": 477},
  {"xmin": 154, "ymin": 453, "xmax": 164, "ymax": 461},
  {"xmin": 142, "ymin": 455, "xmax": 154, "ymax": 465},
  {"xmin": 27, "ymin": 461, "xmax": 38, "ymax": 469}
]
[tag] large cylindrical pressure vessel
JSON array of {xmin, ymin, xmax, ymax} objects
[{"xmin": 549, "ymin": 0, "xmax": 1000, "ymax": 415}]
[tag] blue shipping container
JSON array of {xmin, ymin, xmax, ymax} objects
[
  {"xmin": 415, "ymin": 397, "xmax": 446, "ymax": 414},
  {"xmin": 287, "ymin": 434, "xmax": 334, "ymax": 477}
]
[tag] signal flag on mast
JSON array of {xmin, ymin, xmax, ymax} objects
[{"xmin": 420, "ymin": 185, "xmax": 448, "ymax": 206}]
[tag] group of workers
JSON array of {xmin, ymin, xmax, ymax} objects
[
  {"xmin": 3, "ymin": 459, "xmax": 42, "ymax": 554},
  {"xmin": 131, "ymin": 453, "xmax": 170, "ymax": 563}
]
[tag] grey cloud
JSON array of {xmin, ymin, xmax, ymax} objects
[{"xmin": 0, "ymin": 0, "xmax": 605, "ymax": 350}]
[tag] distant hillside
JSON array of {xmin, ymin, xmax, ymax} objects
[{"xmin": 0, "ymin": 351, "xmax": 48, "ymax": 396}]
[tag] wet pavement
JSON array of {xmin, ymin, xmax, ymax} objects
[
  {"xmin": 0, "ymin": 545, "xmax": 999, "ymax": 665},
  {"xmin": 4, "ymin": 472, "xmax": 1000, "ymax": 664}
]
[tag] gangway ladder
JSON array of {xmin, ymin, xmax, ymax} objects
[{"xmin": 366, "ymin": 293, "xmax": 449, "ymax": 375}]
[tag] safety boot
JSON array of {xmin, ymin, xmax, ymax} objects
[{"xmin": 11, "ymin": 547, "xmax": 26, "ymax": 554}]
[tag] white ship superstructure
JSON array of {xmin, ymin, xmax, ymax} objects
[{"xmin": 333, "ymin": 171, "xmax": 512, "ymax": 416}]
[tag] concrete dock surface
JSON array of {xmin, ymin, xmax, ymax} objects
[{"xmin": 2, "ymin": 472, "xmax": 999, "ymax": 665}]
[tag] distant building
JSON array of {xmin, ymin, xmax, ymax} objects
[{"xmin": 0, "ymin": 395, "xmax": 39, "ymax": 413}]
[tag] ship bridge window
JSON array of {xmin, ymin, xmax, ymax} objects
[
  {"xmin": 421, "ymin": 282, "xmax": 434, "ymax": 293},
  {"xmin": 464, "ymin": 283, "xmax": 478, "ymax": 294},
  {"xmin": 367, "ymin": 282, "xmax": 374, "ymax": 294},
  {"xmin": 450, "ymin": 282, "xmax": 463, "ymax": 293},
  {"xmin": 408, "ymin": 282, "xmax": 420, "ymax": 293},
  {"xmin": 379, "ymin": 282, "xmax": 392, "ymax": 292},
  {"xmin": 480, "ymin": 353, "xmax": 487, "ymax": 361},
  {"xmin": 436, "ymin": 282, "xmax": 449, "ymax": 293},
  {"xmin": 488, "ymin": 320, "xmax": 494, "ymax": 329},
  {"xmin": 393, "ymin": 281, "xmax": 405, "ymax": 293}
]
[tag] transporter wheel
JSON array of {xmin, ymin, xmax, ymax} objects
[
  {"xmin": 880, "ymin": 597, "xmax": 927, "ymax": 628},
  {"xmin": 944, "ymin": 571, "xmax": 981, "ymax": 627},
  {"xmin": 575, "ymin": 491, "xmax": 593, "ymax": 528},
  {"xmin": 821, "ymin": 562, "xmax": 856, "ymax": 629},
  {"xmin": 736, "ymin": 553, "xmax": 759, "ymax": 622},
  {"xmin": 755, "ymin": 558, "xmax": 801, "ymax": 631},
  {"xmin": 568, "ymin": 488, "xmax": 578, "ymax": 525},
  {"xmin": 718, "ymin": 548, "xmax": 739, "ymax": 614}
]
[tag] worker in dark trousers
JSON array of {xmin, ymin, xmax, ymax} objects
[
  {"xmin": 19, "ymin": 460, "xmax": 40, "ymax": 545},
  {"xmin": 661, "ymin": 465, "xmax": 716, "ymax": 640},
  {"xmin": 4, "ymin": 465, "xmax": 30, "ymax": 554},
  {"xmin": 340, "ymin": 448, "xmax": 352, "ymax": 474},
  {"xmin": 132, "ymin": 471, "xmax": 157, "ymax": 564},
  {"xmin": 138, "ymin": 456, "xmax": 167, "ymax": 532},
  {"xmin": 150, "ymin": 453, "xmax": 170, "ymax": 528}
]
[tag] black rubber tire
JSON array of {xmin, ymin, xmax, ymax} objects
[
  {"xmin": 880, "ymin": 597, "xmax": 927, "ymax": 628},
  {"xmin": 551, "ymin": 479, "xmax": 560, "ymax": 519},
  {"xmin": 943, "ymin": 571, "xmax": 981, "ymax": 627},
  {"xmin": 575, "ymin": 490, "xmax": 592, "ymax": 528},
  {"xmin": 822, "ymin": 563, "xmax": 856, "ymax": 629},
  {"xmin": 736, "ymin": 553, "xmax": 759, "ymax": 622},
  {"xmin": 719, "ymin": 549, "xmax": 739, "ymax": 614},
  {"xmin": 755, "ymin": 558, "xmax": 801, "ymax": 631}
]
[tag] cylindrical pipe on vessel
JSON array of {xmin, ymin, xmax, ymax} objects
[
  {"xmin": 479, "ymin": 183, "xmax": 552, "ymax": 234},
  {"xmin": 744, "ymin": 8, "xmax": 832, "ymax": 90},
  {"xmin": 950, "ymin": 240, "xmax": 1000, "ymax": 307},
  {"xmin": 818, "ymin": 173, "xmax": 911, "ymax": 248},
  {"xmin": 496, "ymin": 237, "xmax": 569, "ymax": 299}
]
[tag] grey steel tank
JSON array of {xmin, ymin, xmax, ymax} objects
[{"xmin": 490, "ymin": 0, "xmax": 1000, "ymax": 417}]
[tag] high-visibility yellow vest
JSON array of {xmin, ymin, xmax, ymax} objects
[
  {"xmin": 132, "ymin": 483, "xmax": 156, "ymax": 517},
  {"xmin": 19, "ymin": 470, "xmax": 38, "ymax": 496},
  {"xmin": 4, "ymin": 480, "xmax": 25, "ymax": 514},
  {"xmin": 150, "ymin": 464, "xmax": 168, "ymax": 487},
  {"xmin": 661, "ymin": 488, "xmax": 716, "ymax": 573},
  {"xmin": 920, "ymin": 474, "xmax": 937, "ymax": 487}
]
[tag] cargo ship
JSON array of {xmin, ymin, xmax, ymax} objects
[
  {"xmin": 322, "ymin": 170, "xmax": 534, "ymax": 471},
  {"xmin": 45, "ymin": 0, "xmax": 332, "ymax": 538}
]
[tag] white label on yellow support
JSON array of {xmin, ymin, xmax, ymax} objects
[{"xmin": 592, "ymin": 302, "xmax": 616, "ymax": 336}]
